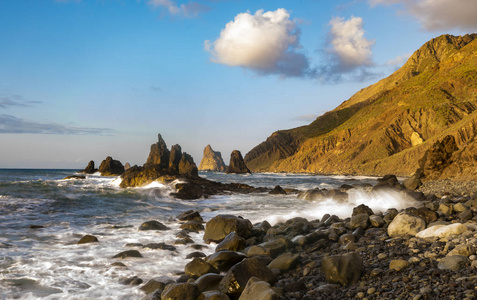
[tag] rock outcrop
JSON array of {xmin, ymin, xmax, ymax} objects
[
  {"xmin": 98, "ymin": 156, "xmax": 124, "ymax": 176},
  {"xmin": 81, "ymin": 160, "xmax": 97, "ymax": 174},
  {"xmin": 198, "ymin": 145, "xmax": 227, "ymax": 172},
  {"xmin": 146, "ymin": 134, "xmax": 170, "ymax": 168},
  {"xmin": 178, "ymin": 153, "xmax": 198, "ymax": 177},
  {"xmin": 227, "ymin": 150, "xmax": 251, "ymax": 174},
  {"xmin": 244, "ymin": 34, "xmax": 477, "ymax": 180}
]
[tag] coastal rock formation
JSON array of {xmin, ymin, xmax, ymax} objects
[
  {"xmin": 227, "ymin": 150, "xmax": 251, "ymax": 174},
  {"xmin": 146, "ymin": 134, "xmax": 170, "ymax": 168},
  {"xmin": 244, "ymin": 34, "xmax": 477, "ymax": 180},
  {"xmin": 198, "ymin": 145, "xmax": 227, "ymax": 172},
  {"xmin": 81, "ymin": 160, "xmax": 97, "ymax": 174},
  {"xmin": 98, "ymin": 156, "xmax": 124, "ymax": 176},
  {"xmin": 178, "ymin": 153, "xmax": 198, "ymax": 177},
  {"xmin": 169, "ymin": 144, "xmax": 182, "ymax": 172}
]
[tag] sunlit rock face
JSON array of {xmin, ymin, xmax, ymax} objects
[{"xmin": 199, "ymin": 145, "xmax": 227, "ymax": 172}]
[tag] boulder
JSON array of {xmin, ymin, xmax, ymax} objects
[
  {"xmin": 238, "ymin": 277, "xmax": 278, "ymax": 300},
  {"xmin": 178, "ymin": 153, "xmax": 198, "ymax": 177},
  {"xmin": 63, "ymin": 175, "xmax": 86, "ymax": 180},
  {"xmin": 146, "ymin": 133, "xmax": 170, "ymax": 168},
  {"xmin": 161, "ymin": 283, "xmax": 200, "ymax": 300},
  {"xmin": 81, "ymin": 160, "xmax": 97, "ymax": 174},
  {"xmin": 420, "ymin": 135, "xmax": 459, "ymax": 180},
  {"xmin": 389, "ymin": 260, "xmax": 410, "ymax": 271},
  {"xmin": 350, "ymin": 214, "xmax": 370, "ymax": 230},
  {"xmin": 219, "ymin": 258, "xmax": 276, "ymax": 296},
  {"xmin": 180, "ymin": 220, "xmax": 204, "ymax": 231},
  {"xmin": 215, "ymin": 232, "xmax": 246, "ymax": 252},
  {"xmin": 98, "ymin": 156, "xmax": 125, "ymax": 176},
  {"xmin": 77, "ymin": 235, "xmax": 98, "ymax": 244},
  {"xmin": 403, "ymin": 169, "xmax": 423, "ymax": 190},
  {"xmin": 416, "ymin": 223, "xmax": 471, "ymax": 239},
  {"xmin": 120, "ymin": 276, "xmax": 143, "ymax": 285},
  {"xmin": 246, "ymin": 238, "xmax": 292, "ymax": 258},
  {"xmin": 203, "ymin": 215, "xmax": 253, "ymax": 243},
  {"xmin": 169, "ymin": 144, "xmax": 183, "ymax": 172},
  {"xmin": 143, "ymin": 243, "xmax": 176, "ymax": 251},
  {"xmin": 269, "ymin": 185, "xmax": 286, "ymax": 195},
  {"xmin": 139, "ymin": 220, "xmax": 170, "ymax": 231},
  {"xmin": 112, "ymin": 250, "xmax": 143, "ymax": 259},
  {"xmin": 177, "ymin": 210, "xmax": 203, "ymax": 222},
  {"xmin": 267, "ymin": 252, "xmax": 299, "ymax": 272},
  {"xmin": 369, "ymin": 215, "xmax": 385, "ymax": 227},
  {"xmin": 321, "ymin": 252, "xmax": 363, "ymax": 285},
  {"xmin": 195, "ymin": 273, "xmax": 224, "ymax": 292},
  {"xmin": 197, "ymin": 290, "xmax": 230, "ymax": 300},
  {"xmin": 226, "ymin": 150, "xmax": 251, "ymax": 174},
  {"xmin": 140, "ymin": 279, "xmax": 170, "ymax": 294},
  {"xmin": 387, "ymin": 212, "xmax": 426, "ymax": 237},
  {"xmin": 437, "ymin": 255, "xmax": 468, "ymax": 271},
  {"xmin": 373, "ymin": 175, "xmax": 402, "ymax": 191},
  {"xmin": 297, "ymin": 189, "xmax": 325, "ymax": 201},
  {"xmin": 206, "ymin": 250, "xmax": 247, "ymax": 272},
  {"xmin": 352, "ymin": 204, "xmax": 374, "ymax": 216},
  {"xmin": 325, "ymin": 189, "xmax": 348, "ymax": 202},
  {"xmin": 172, "ymin": 182, "xmax": 204, "ymax": 200},
  {"xmin": 119, "ymin": 165, "xmax": 166, "ymax": 188},
  {"xmin": 198, "ymin": 145, "xmax": 227, "ymax": 172},
  {"xmin": 185, "ymin": 258, "xmax": 219, "ymax": 278}
]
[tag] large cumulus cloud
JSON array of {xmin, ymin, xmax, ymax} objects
[{"xmin": 205, "ymin": 9, "xmax": 314, "ymax": 78}]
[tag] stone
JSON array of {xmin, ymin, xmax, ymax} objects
[
  {"xmin": 206, "ymin": 251, "xmax": 247, "ymax": 272},
  {"xmin": 416, "ymin": 223, "xmax": 470, "ymax": 239},
  {"xmin": 246, "ymin": 238, "xmax": 291, "ymax": 258},
  {"xmin": 203, "ymin": 215, "xmax": 253, "ymax": 243},
  {"xmin": 297, "ymin": 189, "xmax": 325, "ymax": 201},
  {"xmin": 350, "ymin": 214, "xmax": 370, "ymax": 230},
  {"xmin": 120, "ymin": 276, "xmax": 143, "ymax": 285},
  {"xmin": 161, "ymin": 282, "xmax": 200, "ymax": 300},
  {"xmin": 195, "ymin": 273, "xmax": 224, "ymax": 292},
  {"xmin": 180, "ymin": 220, "xmax": 204, "ymax": 231},
  {"xmin": 321, "ymin": 252, "xmax": 363, "ymax": 285},
  {"xmin": 219, "ymin": 258, "xmax": 276, "ymax": 297},
  {"xmin": 238, "ymin": 277, "xmax": 278, "ymax": 300},
  {"xmin": 438, "ymin": 203, "xmax": 453, "ymax": 215},
  {"xmin": 438, "ymin": 255, "xmax": 468, "ymax": 271},
  {"xmin": 169, "ymin": 144, "xmax": 183, "ymax": 172},
  {"xmin": 453, "ymin": 203, "xmax": 468, "ymax": 213},
  {"xmin": 124, "ymin": 162, "xmax": 131, "ymax": 171},
  {"xmin": 226, "ymin": 150, "xmax": 251, "ymax": 174},
  {"xmin": 197, "ymin": 290, "xmax": 230, "ymax": 300},
  {"xmin": 459, "ymin": 210, "xmax": 473, "ymax": 221},
  {"xmin": 325, "ymin": 189, "xmax": 348, "ymax": 202},
  {"xmin": 369, "ymin": 215, "xmax": 385, "ymax": 227},
  {"xmin": 139, "ymin": 220, "xmax": 170, "ymax": 231},
  {"xmin": 185, "ymin": 258, "xmax": 219, "ymax": 278},
  {"xmin": 77, "ymin": 235, "xmax": 99, "ymax": 244},
  {"xmin": 411, "ymin": 207, "xmax": 438, "ymax": 224},
  {"xmin": 447, "ymin": 244, "xmax": 476, "ymax": 257},
  {"xmin": 420, "ymin": 135, "xmax": 458, "ymax": 180},
  {"xmin": 81, "ymin": 160, "xmax": 97, "ymax": 174},
  {"xmin": 216, "ymin": 232, "xmax": 246, "ymax": 252},
  {"xmin": 389, "ymin": 260, "xmax": 410, "ymax": 271},
  {"xmin": 177, "ymin": 210, "xmax": 203, "ymax": 222},
  {"xmin": 352, "ymin": 204, "xmax": 374, "ymax": 216},
  {"xmin": 403, "ymin": 169, "xmax": 423, "ymax": 190},
  {"xmin": 178, "ymin": 153, "xmax": 199, "ymax": 177},
  {"xmin": 140, "ymin": 279, "xmax": 169, "ymax": 294},
  {"xmin": 387, "ymin": 212, "xmax": 426, "ymax": 237},
  {"xmin": 186, "ymin": 252, "xmax": 206, "ymax": 259},
  {"xmin": 269, "ymin": 185, "xmax": 286, "ymax": 195},
  {"xmin": 143, "ymin": 243, "xmax": 176, "ymax": 251},
  {"xmin": 267, "ymin": 252, "xmax": 299, "ymax": 272},
  {"xmin": 373, "ymin": 175, "xmax": 402, "ymax": 191},
  {"xmin": 198, "ymin": 145, "xmax": 227, "ymax": 172},
  {"xmin": 98, "ymin": 156, "xmax": 125, "ymax": 176},
  {"xmin": 112, "ymin": 250, "xmax": 142, "ymax": 259},
  {"xmin": 146, "ymin": 133, "xmax": 170, "ymax": 168}
]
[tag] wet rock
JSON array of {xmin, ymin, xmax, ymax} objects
[
  {"xmin": 142, "ymin": 289, "xmax": 161, "ymax": 300},
  {"xmin": 411, "ymin": 207, "xmax": 438, "ymax": 224},
  {"xmin": 283, "ymin": 280, "xmax": 307, "ymax": 293},
  {"xmin": 177, "ymin": 210, "xmax": 203, "ymax": 222},
  {"xmin": 98, "ymin": 156, "xmax": 125, "ymax": 176},
  {"xmin": 297, "ymin": 189, "xmax": 325, "ymax": 201},
  {"xmin": 172, "ymin": 182, "xmax": 204, "ymax": 200},
  {"xmin": 161, "ymin": 282, "xmax": 200, "ymax": 300},
  {"xmin": 203, "ymin": 215, "xmax": 253, "ymax": 243},
  {"xmin": 246, "ymin": 238, "xmax": 291, "ymax": 258},
  {"xmin": 185, "ymin": 258, "xmax": 219, "ymax": 278},
  {"xmin": 226, "ymin": 150, "xmax": 251, "ymax": 174},
  {"xmin": 112, "ymin": 250, "xmax": 143, "ymax": 259},
  {"xmin": 29, "ymin": 225, "xmax": 44, "ymax": 229},
  {"xmin": 139, "ymin": 220, "xmax": 170, "ymax": 231},
  {"xmin": 387, "ymin": 212, "xmax": 426, "ymax": 237},
  {"xmin": 186, "ymin": 252, "xmax": 206, "ymax": 259},
  {"xmin": 197, "ymin": 290, "xmax": 230, "ymax": 300},
  {"xmin": 140, "ymin": 279, "xmax": 169, "ymax": 294},
  {"xmin": 352, "ymin": 204, "xmax": 374, "ymax": 216},
  {"xmin": 77, "ymin": 235, "xmax": 99, "ymax": 244},
  {"xmin": 369, "ymin": 215, "xmax": 385, "ymax": 227},
  {"xmin": 326, "ymin": 189, "xmax": 348, "ymax": 202},
  {"xmin": 63, "ymin": 175, "xmax": 86, "ymax": 180},
  {"xmin": 81, "ymin": 160, "xmax": 97, "ymax": 174},
  {"xmin": 438, "ymin": 255, "xmax": 468, "ymax": 271},
  {"xmin": 267, "ymin": 252, "xmax": 299, "ymax": 272},
  {"xmin": 373, "ymin": 175, "xmax": 403, "ymax": 191},
  {"xmin": 180, "ymin": 220, "xmax": 204, "ymax": 231},
  {"xmin": 416, "ymin": 223, "xmax": 470, "ymax": 239},
  {"xmin": 269, "ymin": 185, "xmax": 286, "ymax": 195},
  {"xmin": 389, "ymin": 260, "xmax": 410, "ymax": 271},
  {"xmin": 321, "ymin": 252, "xmax": 363, "ymax": 285},
  {"xmin": 350, "ymin": 214, "xmax": 370, "ymax": 230},
  {"xmin": 143, "ymin": 243, "xmax": 176, "ymax": 251},
  {"xmin": 120, "ymin": 276, "xmax": 143, "ymax": 285},
  {"xmin": 219, "ymin": 258, "xmax": 277, "ymax": 296},
  {"xmin": 206, "ymin": 251, "xmax": 247, "ymax": 272},
  {"xmin": 111, "ymin": 262, "xmax": 127, "ymax": 268},
  {"xmin": 216, "ymin": 232, "xmax": 246, "ymax": 252},
  {"xmin": 195, "ymin": 273, "xmax": 224, "ymax": 292},
  {"xmin": 238, "ymin": 277, "xmax": 278, "ymax": 300}
]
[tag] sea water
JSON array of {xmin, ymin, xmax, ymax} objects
[{"xmin": 0, "ymin": 170, "xmax": 418, "ymax": 299}]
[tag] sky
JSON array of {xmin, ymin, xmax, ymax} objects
[{"xmin": 0, "ymin": 0, "xmax": 476, "ymax": 169}]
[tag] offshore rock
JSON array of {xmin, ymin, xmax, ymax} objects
[
  {"xmin": 98, "ymin": 156, "xmax": 125, "ymax": 176},
  {"xmin": 178, "ymin": 153, "xmax": 198, "ymax": 177},
  {"xmin": 169, "ymin": 144, "xmax": 182, "ymax": 172},
  {"xmin": 226, "ymin": 150, "xmax": 251, "ymax": 174},
  {"xmin": 124, "ymin": 162, "xmax": 131, "ymax": 171},
  {"xmin": 146, "ymin": 133, "xmax": 170, "ymax": 168},
  {"xmin": 119, "ymin": 165, "xmax": 166, "ymax": 188},
  {"xmin": 199, "ymin": 145, "xmax": 227, "ymax": 172},
  {"xmin": 81, "ymin": 160, "xmax": 97, "ymax": 174}
]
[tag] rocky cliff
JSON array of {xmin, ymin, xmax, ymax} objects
[
  {"xmin": 198, "ymin": 145, "xmax": 227, "ymax": 172},
  {"xmin": 245, "ymin": 34, "xmax": 477, "ymax": 180}
]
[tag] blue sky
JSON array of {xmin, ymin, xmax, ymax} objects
[{"xmin": 0, "ymin": 0, "xmax": 476, "ymax": 168}]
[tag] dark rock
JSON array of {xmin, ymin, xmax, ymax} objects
[
  {"xmin": 269, "ymin": 185, "xmax": 286, "ymax": 195},
  {"xmin": 321, "ymin": 252, "xmax": 363, "ymax": 285},
  {"xmin": 142, "ymin": 289, "xmax": 162, "ymax": 300},
  {"xmin": 215, "ymin": 232, "xmax": 246, "ymax": 252},
  {"xmin": 178, "ymin": 153, "xmax": 198, "ymax": 177},
  {"xmin": 297, "ymin": 189, "xmax": 325, "ymax": 201},
  {"xmin": 226, "ymin": 150, "xmax": 251, "ymax": 174},
  {"xmin": 198, "ymin": 145, "xmax": 227, "ymax": 172},
  {"xmin": 177, "ymin": 210, "xmax": 203, "ymax": 222},
  {"xmin": 172, "ymin": 182, "xmax": 205, "ymax": 200},
  {"xmin": 326, "ymin": 189, "xmax": 349, "ymax": 202},
  {"xmin": 140, "ymin": 279, "xmax": 170, "ymax": 294},
  {"xmin": 77, "ymin": 235, "xmax": 99, "ymax": 244},
  {"xmin": 283, "ymin": 280, "xmax": 307, "ymax": 293},
  {"xmin": 350, "ymin": 214, "xmax": 370, "ymax": 230},
  {"xmin": 267, "ymin": 252, "xmax": 299, "ymax": 272},
  {"xmin": 29, "ymin": 225, "xmax": 44, "ymax": 229},
  {"xmin": 112, "ymin": 250, "xmax": 143, "ymax": 259},
  {"xmin": 219, "ymin": 258, "xmax": 276, "ymax": 296},
  {"xmin": 197, "ymin": 290, "xmax": 230, "ymax": 300},
  {"xmin": 98, "ymin": 156, "xmax": 125, "ymax": 176},
  {"xmin": 143, "ymin": 243, "xmax": 176, "ymax": 251},
  {"xmin": 459, "ymin": 209, "xmax": 473, "ymax": 221},
  {"xmin": 185, "ymin": 258, "xmax": 219, "ymax": 278},
  {"xmin": 139, "ymin": 220, "xmax": 170, "ymax": 231},
  {"xmin": 81, "ymin": 160, "xmax": 97, "ymax": 174},
  {"xmin": 206, "ymin": 250, "xmax": 247, "ymax": 272},
  {"xmin": 408, "ymin": 207, "xmax": 438, "ymax": 224},
  {"xmin": 146, "ymin": 133, "xmax": 170, "ymax": 168},
  {"xmin": 203, "ymin": 215, "xmax": 253, "ymax": 243},
  {"xmin": 246, "ymin": 237, "xmax": 292, "ymax": 258},
  {"xmin": 63, "ymin": 175, "xmax": 86, "ymax": 180},
  {"xmin": 195, "ymin": 273, "xmax": 224, "ymax": 292},
  {"xmin": 438, "ymin": 255, "xmax": 468, "ymax": 271},
  {"xmin": 352, "ymin": 204, "xmax": 374, "ymax": 216},
  {"xmin": 169, "ymin": 144, "xmax": 183, "ymax": 172},
  {"xmin": 180, "ymin": 220, "xmax": 204, "ymax": 231},
  {"xmin": 186, "ymin": 252, "xmax": 207, "ymax": 259},
  {"xmin": 420, "ymin": 135, "xmax": 459, "ymax": 180},
  {"xmin": 239, "ymin": 277, "xmax": 278, "ymax": 300},
  {"xmin": 161, "ymin": 282, "xmax": 200, "ymax": 300},
  {"xmin": 111, "ymin": 262, "xmax": 127, "ymax": 268},
  {"xmin": 120, "ymin": 276, "xmax": 143, "ymax": 285},
  {"xmin": 373, "ymin": 174, "xmax": 403, "ymax": 191},
  {"xmin": 119, "ymin": 165, "xmax": 166, "ymax": 188}
]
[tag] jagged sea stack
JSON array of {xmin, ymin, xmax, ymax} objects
[
  {"xmin": 146, "ymin": 133, "xmax": 170, "ymax": 168},
  {"xmin": 81, "ymin": 160, "xmax": 97, "ymax": 174},
  {"xmin": 226, "ymin": 150, "xmax": 251, "ymax": 174},
  {"xmin": 198, "ymin": 145, "xmax": 227, "ymax": 172},
  {"xmin": 98, "ymin": 156, "xmax": 125, "ymax": 176}
]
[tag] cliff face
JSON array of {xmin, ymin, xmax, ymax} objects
[
  {"xmin": 198, "ymin": 145, "xmax": 227, "ymax": 172},
  {"xmin": 245, "ymin": 34, "xmax": 477, "ymax": 180}
]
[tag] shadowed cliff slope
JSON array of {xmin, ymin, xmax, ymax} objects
[{"xmin": 244, "ymin": 34, "xmax": 477, "ymax": 180}]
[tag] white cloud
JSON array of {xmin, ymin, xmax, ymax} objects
[
  {"xmin": 293, "ymin": 114, "xmax": 319, "ymax": 122},
  {"xmin": 205, "ymin": 9, "xmax": 313, "ymax": 78},
  {"xmin": 148, "ymin": 0, "xmax": 209, "ymax": 18},
  {"xmin": 369, "ymin": 0, "xmax": 477, "ymax": 31},
  {"xmin": 385, "ymin": 53, "xmax": 411, "ymax": 66},
  {"xmin": 326, "ymin": 16, "xmax": 375, "ymax": 73}
]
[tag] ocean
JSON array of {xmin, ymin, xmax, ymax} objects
[{"xmin": 0, "ymin": 169, "xmax": 418, "ymax": 299}]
